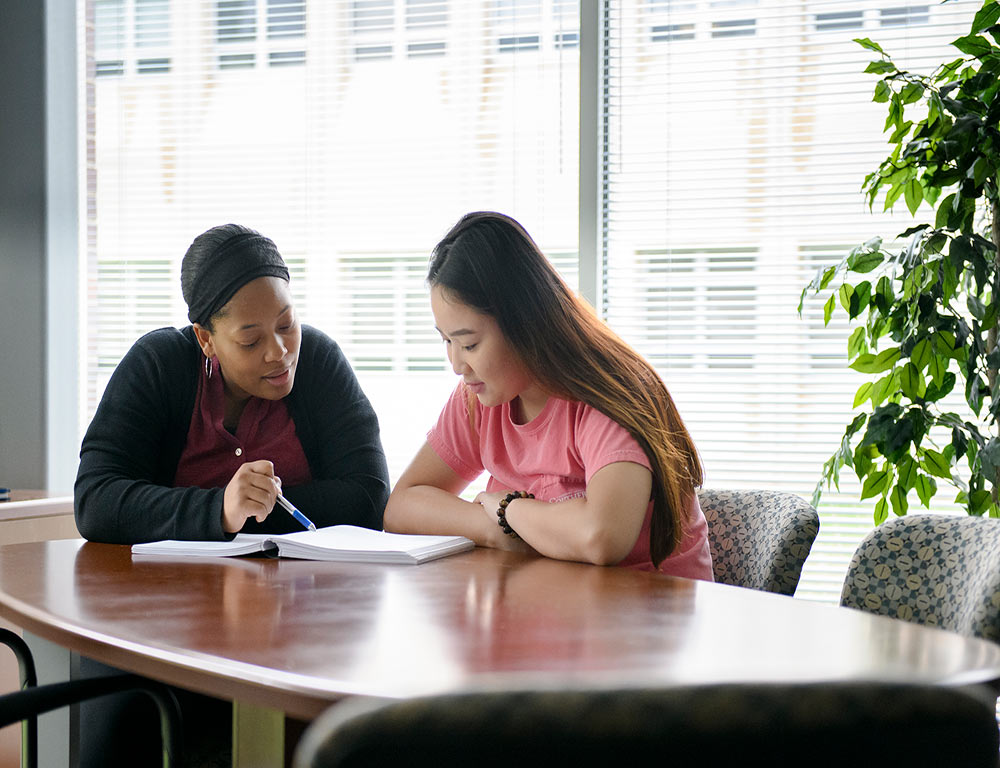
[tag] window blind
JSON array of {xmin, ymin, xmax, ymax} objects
[
  {"xmin": 84, "ymin": 0, "xmax": 981, "ymax": 601},
  {"xmin": 603, "ymin": 0, "xmax": 980, "ymax": 600},
  {"xmin": 84, "ymin": 0, "xmax": 580, "ymax": 480}
]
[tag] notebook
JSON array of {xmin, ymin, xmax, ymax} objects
[{"xmin": 131, "ymin": 525, "xmax": 474, "ymax": 565}]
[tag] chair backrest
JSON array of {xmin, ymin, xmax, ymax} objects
[
  {"xmin": 293, "ymin": 683, "xmax": 1000, "ymax": 768},
  {"xmin": 698, "ymin": 489, "xmax": 819, "ymax": 595},
  {"xmin": 841, "ymin": 513, "xmax": 1000, "ymax": 641}
]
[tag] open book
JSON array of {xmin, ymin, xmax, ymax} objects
[{"xmin": 131, "ymin": 525, "xmax": 474, "ymax": 565}]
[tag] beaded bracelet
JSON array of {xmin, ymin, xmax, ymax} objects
[{"xmin": 497, "ymin": 491, "xmax": 534, "ymax": 538}]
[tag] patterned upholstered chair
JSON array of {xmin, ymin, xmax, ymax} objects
[
  {"xmin": 698, "ymin": 489, "xmax": 819, "ymax": 595},
  {"xmin": 840, "ymin": 513, "xmax": 1000, "ymax": 642},
  {"xmin": 293, "ymin": 683, "xmax": 1000, "ymax": 768}
]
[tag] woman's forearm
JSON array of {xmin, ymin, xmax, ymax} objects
[
  {"xmin": 501, "ymin": 496, "xmax": 640, "ymax": 566},
  {"xmin": 384, "ymin": 485, "xmax": 494, "ymax": 544}
]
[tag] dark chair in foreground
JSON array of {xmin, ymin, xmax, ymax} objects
[
  {"xmin": 293, "ymin": 683, "xmax": 1000, "ymax": 768},
  {"xmin": 698, "ymin": 488, "xmax": 819, "ymax": 595},
  {"xmin": 841, "ymin": 513, "xmax": 1000, "ymax": 642},
  {"xmin": 0, "ymin": 628, "xmax": 181, "ymax": 768}
]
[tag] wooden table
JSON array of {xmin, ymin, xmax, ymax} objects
[{"xmin": 1, "ymin": 539, "xmax": 999, "ymax": 765}]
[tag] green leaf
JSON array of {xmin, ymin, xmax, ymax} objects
[
  {"xmin": 910, "ymin": 338, "xmax": 932, "ymax": 371},
  {"xmin": 897, "ymin": 455, "xmax": 918, "ymax": 491},
  {"xmin": 972, "ymin": 2, "xmax": 1000, "ymax": 35},
  {"xmin": 874, "ymin": 347, "xmax": 901, "ymax": 371},
  {"xmin": 921, "ymin": 449, "xmax": 951, "ymax": 479},
  {"xmin": 890, "ymin": 483, "xmax": 909, "ymax": 516},
  {"xmin": 819, "ymin": 265, "xmax": 837, "ymax": 290},
  {"xmin": 923, "ymin": 372, "xmax": 956, "ymax": 403},
  {"xmin": 853, "ymin": 281, "xmax": 872, "ymax": 315},
  {"xmin": 983, "ymin": 299, "xmax": 999, "ymax": 331},
  {"xmin": 850, "ymin": 354, "xmax": 876, "ymax": 373},
  {"xmin": 855, "ymin": 37, "xmax": 885, "ymax": 54},
  {"xmin": 838, "ymin": 284, "xmax": 854, "ymax": 313},
  {"xmin": 854, "ymin": 445, "xmax": 874, "ymax": 480},
  {"xmin": 874, "ymin": 497, "xmax": 889, "ymax": 525},
  {"xmin": 970, "ymin": 489, "xmax": 993, "ymax": 515},
  {"xmin": 952, "ymin": 34, "xmax": 994, "ymax": 58},
  {"xmin": 861, "ymin": 468, "xmax": 892, "ymax": 500},
  {"xmin": 885, "ymin": 181, "xmax": 906, "ymax": 211},
  {"xmin": 915, "ymin": 474, "xmax": 937, "ymax": 507},
  {"xmin": 936, "ymin": 193, "xmax": 956, "ymax": 229},
  {"xmin": 904, "ymin": 179, "xmax": 923, "ymax": 216},
  {"xmin": 846, "ymin": 250, "xmax": 884, "ymax": 273},
  {"xmin": 928, "ymin": 354, "xmax": 947, "ymax": 385},
  {"xmin": 850, "ymin": 347, "xmax": 902, "ymax": 374},
  {"xmin": 823, "ymin": 293, "xmax": 836, "ymax": 326},
  {"xmin": 900, "ymin": 82, "xmax": 924, "ymax": 105},
  {"xmin": 971, "ymin": 156, "xmax": 990, "ymax": 187},
  {"xmin": 866, "ymin": 60, "xmax": 898, "ymax": 75},
  {"xmin": 932, "ymin": 330, "xmax": 959, "ymax": 358},
  {"xmin": 979, "ymin": 437, "xmax": 1000, "ymax": 479},
  {"xmin": 846, "ymin": 412, "xmax": 868, "ymax": 437},
  {"xmin": 899, "ymin": 362, "xmax": 925, "ymax": 400},
  {"xmin": 968, "ymin": 294, "xmax": 986, "ymax": 321},
  {"xmin": 870, "ymin": 371, "xmax": 900, "ymax": 408},
  {"xmin": 848, "ymin": 327, "xmax": 868, "ymax": 359},
  {"xmin": 889, "ymin": 120, "xmax": 914, "ymax": 143},
  {"xmin": 873, "ymin": 80, "xmax": 891, "ymax": 103},
  {"xmin": 874, "ymin": 275, "xmax": 893, "ymax": 315},
  {"xmin": 854, "ymin": 382, "xmax": 874, "ymax": 408}
]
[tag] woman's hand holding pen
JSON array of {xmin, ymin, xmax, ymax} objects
[{"xmin": 222, "ymin": 460, "xmax": 280, "ymax": 533}]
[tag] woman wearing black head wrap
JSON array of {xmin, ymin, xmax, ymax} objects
[
  {"xmin": 75, "ymin": 223, "xmax": 389, "ymax": 543},
  {"xmin": 73, "ymin": 225, "xmax": 390, "ymax": 767}
]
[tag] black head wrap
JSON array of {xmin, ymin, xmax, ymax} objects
[{"xmin": 185, "ymin": 232, "xmax": 290, "ymax": 326}]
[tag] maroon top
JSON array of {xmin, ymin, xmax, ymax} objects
[{"xmin": 173, "ymin": 356, "xmax": 312, "ymax": 492}]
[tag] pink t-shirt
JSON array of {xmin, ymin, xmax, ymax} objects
[{"xmin": 427, "ymin": 383, "xmax": 714, "ymax": 581}]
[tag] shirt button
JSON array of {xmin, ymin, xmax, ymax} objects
[{"xmin": 235, "ymin": 448, "xmax": 243, "ymax": 457}]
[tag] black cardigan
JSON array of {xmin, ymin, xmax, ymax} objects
[{"xmin": 75, "ymin": 324, "xmax": 389, "ymax": 544}]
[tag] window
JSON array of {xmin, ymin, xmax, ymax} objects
[
  {"xmin": 83, "ymin": 0, "xmax": 980, "ymax": 603},
  {"xmin": 651, "ymin": 23, "xmax": 694, "ymax": 41},
  {"xmin": 406, "ymin": 0, "xmax": 447, "ymax": 57},
  {"xmin": 880, "ymin": 5, "xmax": 930, "ymax": 27},
  {"xmin": 604, "ymin": 0, "xmax": 979, "ymax": 600},
  {"xmin": 815, "ymin": 11, "xmax": 863, "ymax": 32},
  {"xmin": 711, "ymin": 18, "xmax": 754, "ymax": 37},
  {"xmin": 268, "ymin": 0, "xmax": 306, "ymax": 38},
  {"xmin": 93, "ymin": 0, "xmax": 170, "ymax": 75},
  {"xmin": 352, "ymin": 0, "xmax": 394, "ymax": 31},
  {"xmin": 352, "ymin": 0, "xmax": 394, "ymax": 60},
  {"xmin": 84, "ymin": 0, "xmax": 578, "ymax": 482},
  {"xmin": 499, "ymin": 34, "xmax": 540, "ymax": 52},
  {"xmin": 135, "ymin": 0, "xmax": 169, "ymax": 47},
  {"xmin": 217, "ymin": 0, "xmax": 256, "ymax": 42},
  {"xmin": 219, "ymin": 52, "xmax": 256, "ymax": 68},
  {"xmin": 406, "ymin": 0, "xmax": 447, "ymax": 28}
]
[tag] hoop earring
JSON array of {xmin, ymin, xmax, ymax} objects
[{"xmin": 204, "ymin": 355, "xmax": 213, "ymax": 379}]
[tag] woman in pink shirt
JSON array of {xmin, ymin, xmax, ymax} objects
[{"xmin": 384, "ymin": 212, "xmax": 713, "ymax": 580}]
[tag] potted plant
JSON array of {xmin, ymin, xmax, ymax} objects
[{"xmin": 799, "ymin": 0, "xmax": 1000, "ymax": 522}]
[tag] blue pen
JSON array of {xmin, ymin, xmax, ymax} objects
[{"xmin": 276, "ymin": 493, "xmax": 317, "ymax": 531}]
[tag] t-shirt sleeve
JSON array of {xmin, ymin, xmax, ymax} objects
[
  {"xmin": 575, "ymin": 406, "xmax": 652, "ymax": 486},
  {"xmin": 426, "ymin": 383, "xmax": 485, "ymax": 482}
]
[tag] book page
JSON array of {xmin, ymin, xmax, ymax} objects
[{"xmin": 132, "ymin": 534, "xmax": 274, "ymax": 557}]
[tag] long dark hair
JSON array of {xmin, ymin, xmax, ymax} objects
[{"xmin": 429, "ymin": 211, "xmax": 703, "ymax": 566}]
